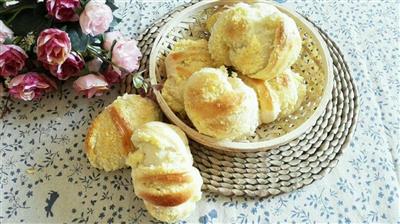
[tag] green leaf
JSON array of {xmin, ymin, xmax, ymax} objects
[
  {"xmin": 67, "ymin": 29, "xmax": 90, "ymax": 52},
  {"xmin": 59, "ymin": 25, "xmax": 68, "ymax": 32},
  {"xmin": 80, "ymin": 0, "xmax": 90, "ymax": 7},
  {"xmin": 105, "ymin": 0, "xmax": 118, "ymax": 11},
  {"xmin": 109, "ymin": 16, "xmax": 122, "ymax": 29},
  {"xmin": 66, "ymin": 23, "xmax": 96, "ymax": 52},
  {"xmin": 132, "ymin": 76, "xmax": 144, "ymax": 89},
  {"xmin": 74, "ymin": 7, "xmax": 84, "ymax": 15},
  {"xmin": 7, "ymin": 2, "xmax": 51, "ymax": 36},
  {"xmin": 3, "ymin": 37, "xmax": 13, "ymax": 45}
]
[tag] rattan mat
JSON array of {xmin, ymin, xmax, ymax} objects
[{"xmin": 122, "ymin": 4, "xmax": 359, "ymax": 197}]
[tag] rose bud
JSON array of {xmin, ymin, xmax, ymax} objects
[
  {"xmin": 48, "ymin": 52, "xmax": 84, "ymax": 80},
  {"xmin": 8, "ymin": 72, "xmax": 57, "ymax": 101},
  {"xmin": 0, "ymin": 20, "xmax": 14, "ymax": 43},
  {"xmin": 37, "ymin": 28, "xmax": 71, "ymax": 65},
  {"xmin": 87, "ymin": 57, "xmax": 103, "ymax": 73},
  {"xmin": 103, "ymin": 31, "xmax": 124, "ymax": 51},
  {"xmin": 79, "ymin": 0, "xmax": 113, "ymax": 36},
  {"xmin": 46, "ymin": 0, "xmax": 81, "ymax": 22},
  {"xmin": 112, "ymin": 40, "xmax": 142, "ymax": 73},
  {"xmin": 103, "ymin": 65, "xmax": 124, "ymax": 84},
  {"xmin": 0, "ymin": 45, "xmax": 28, "ymax": 78},
  {"xmin": 73, "ymin": 74, "xmax": 109, "ymax": 98}
]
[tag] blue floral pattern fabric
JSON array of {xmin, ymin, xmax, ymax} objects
[{"xmin": 1, "ymin": 0, "xmax": 399, "ymax": 223}]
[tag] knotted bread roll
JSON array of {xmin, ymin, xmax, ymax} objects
[
  {"xmin": 183, "ymin": 66, "xmax": 259, "ymax": 140},
  {"xmin": 162, "ymin": 39, "xmax": 215, "ymax": 114},
  {"xmin": 242, "ymin": 69, "xmax": 307, "ymax": 123},
  {"xmin": 85, "ymin": 94, "xmax": 161, "ymax": 171},
  {"xmin": 208, "ymin": 3, "xmax": 301, "ymax": 80},
  {"xmin": 126, "ymin": 121, "xmax": 202, "ymax": 223}
]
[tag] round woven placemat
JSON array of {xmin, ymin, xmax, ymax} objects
[{"xmin": 122, "ymin": 4, "xmax": 359, "ymax": 197}]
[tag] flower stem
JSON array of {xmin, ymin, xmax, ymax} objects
[
  {"xmin": 0, "ymin": 96, "xmax": 11, "ymax": 119},
  {"xmin": 2, "ymin": 4, "xmax": 36, "ymax": 26}
]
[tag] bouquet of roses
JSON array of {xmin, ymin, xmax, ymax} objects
[{"xmin": 0, "ymin": 0, "xmax": 148, "ymax": 105}]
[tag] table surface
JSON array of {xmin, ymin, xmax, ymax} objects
[{"xmin": 1, "ymin": 0, "xmax": 399, "ymax": 223}]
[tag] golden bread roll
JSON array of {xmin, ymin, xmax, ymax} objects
[
  {"xmin": 126, "ymin": 122, "xmax": 202, "ymax": 223},
  {"xmin": 183, "ymin": 67, "xmax": 259, "ymax": 140},
  {"xmin": 269, "ymin": 69, "xmax": 307, "ymax": 118},
  {"xmin": 241, "ymin": 69, "xmax": 306, "ymax": 123},
  {"xmin": 162, "ymin": 39, "xmax": 214, "ymax": 114},
  {"xmin": 85, "ymin": 94, "xmax": 161, "ymax": 171},
  {"xmin": 208, "ymin": 3, "xmax": 301, "ymax": 80}
]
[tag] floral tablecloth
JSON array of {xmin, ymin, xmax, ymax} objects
[{"xmin": 1, "ymin": 0, "xmax": 399, "ymax": 223}]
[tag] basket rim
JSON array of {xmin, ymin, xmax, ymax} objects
[{"xmin": 149, "ymin": 0, "xmax": 334, "ymax": 152}]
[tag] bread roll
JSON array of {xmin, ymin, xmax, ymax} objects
[
  {"xmin": 208, "ymin": 3, "xmax": 301, "ymax": 80},
  {"xmin": 242, "ymin": 69, "xmax": 306, "ymax": 123},
  {"xmin": 162, "ymin": 39, "xmax": 214, "ymax": 114},
  {"xmin": 269, "ymin": 69, "xmax": 307, "ymax": 118},
  {"xmin": 126, "ymin": 122, "xmax": 202, "ymax": 223},
  {"xmin": 183, "ymin": 67, "xmax": 259, "ymax": 140},
  {"xmin": 85, "ymin": 94, "xmax": 161, "ymax": 171}
]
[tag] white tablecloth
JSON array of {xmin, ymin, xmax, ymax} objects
[{"xmin": 1, "ymin": 0, "xmax": 399, "ymax": 223}]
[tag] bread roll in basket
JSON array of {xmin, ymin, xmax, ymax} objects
[{"xmin": 149, "ymin": 0, "xmax": 333, "ymax": 152}]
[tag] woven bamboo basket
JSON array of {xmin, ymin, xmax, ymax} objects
[{"xmin": 148, "ymin": 0, "xmax": 334, "ymax": 152}]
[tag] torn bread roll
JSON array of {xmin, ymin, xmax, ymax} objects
[
  {"xmin": 85, "ymin": 94, "xmax": 161, "ymax": 171},
  {"xmin": 126, "ymin": 121, "xmax": 202, "ymax": 223},
  {"xmin": 183, "ymin": 66, "xmax": 259, "ymax": 140},
  {"xmin": 242, "ymin": 69, "xmax": 307, "ymax": 123},
  {"xmin": 208, "ymin": 3, "xmax": 301, "ymax": 80},
  {"xmin": 240, "ymin": 75, "xmax": 281, "ymax": 124}
]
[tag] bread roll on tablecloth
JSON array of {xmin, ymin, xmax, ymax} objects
[
  {"xmin": 126, "ymin": 121, "xmax": 202, "ymax": 223},
  {"xmin": 85, "ymin": 94, "xmax": 161, "ymax": 171}
]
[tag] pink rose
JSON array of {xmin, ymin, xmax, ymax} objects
[
  {"xmin": 37, "ymin": 28, "xmax": 71, "ymax": 65},
  {"xmin": 112, "ymin": 40, "xmax": 142, "ymax": 73},
  {"xmin": 0, "ymin": 20, "xmax": 13, "ymax": 43},
  {"xmin": 8, "ymin": 72, "xmax": 57, "ymax": 101},
  {"xmin": 47, "ymin": 52, "xmax": 84, "ymax": 80},
  {"xmin": 46, "ymin": 0, "xmax": 81, "ymax": 22},
  {"xmin": 0, "ymin": 45, "xmax": 28, "ymax": 78},
  {"xmin": 73, "ymin": 74, "xmax": 109, "ymax": 98},
  {"xmin": 87, "ymin": 58, "xmax": 103, "ymax": 73},
  {"xmin": 103, "ymin": 31, "xmax": 124, "ymax": 51},
  {"xmin": 79, "ymin": 1, "xmax": 113, "ymax": 36},
  {"xmin": 103, "ymin": 65, "xmax": 124, "ymax": 84}
]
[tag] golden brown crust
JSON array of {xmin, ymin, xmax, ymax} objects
[
  {"xmin": 109, "ymin": 106, "xmax": 134, "ymax": 155},
  {"xmin": 137, "ymin": 187, "xmax": 194, "ymax": 207},
  {"xmin": 185, "ymin": 87, "xmax": 245, "ymax": 119},
  {"xmin": 166, "ymin": 51, "xmax": 214, "ymax": 78},
  {"xmin": 84, "ymin": 116, "xmax": 97, "ymax": 155}
]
